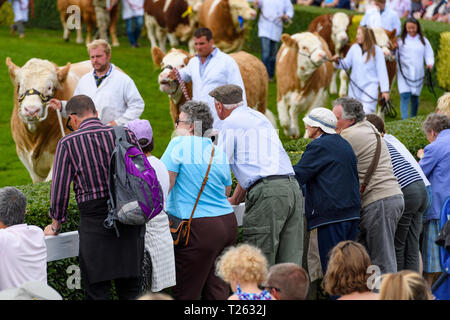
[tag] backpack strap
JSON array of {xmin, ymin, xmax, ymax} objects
[
  {"xmin": 184, "ymin": 143, "xmax": 215, "ymax": 244},
  {"xmin": 360, "ymin": 127, "xmax": 382, "ymax": 196}
]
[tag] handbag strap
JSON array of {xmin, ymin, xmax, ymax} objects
[
  {"xmin": 187, "ymin": 144, "xmax": 215, "ymax": 226},
  {"xmin": 360, "ymin": 128, "xmax": 381, "ymax": 196}
]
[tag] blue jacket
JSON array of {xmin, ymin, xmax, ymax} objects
[
  {"xmin": 419, "ymin": 129, "xmax": 450, "ymax": 221},
  {"xmin": 293, "ymin": 134, "xmax": 361, "ymax": 230}
]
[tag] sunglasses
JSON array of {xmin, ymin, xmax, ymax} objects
[
  {"xmin": 66, "ymin": 113, "xmax": 77, "ymax": 132},
  {"xmin": 175, "ymin": 118, "xmax": 191, "ymax": 126}
]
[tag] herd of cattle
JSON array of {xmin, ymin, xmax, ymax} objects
[{"xmin": 5, "ymin": 0, "xmax": 400, "ymax": 183}]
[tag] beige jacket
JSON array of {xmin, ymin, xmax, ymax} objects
[{"xmin": 341, "ymin": 120, "xmax": 402, "ymax": 208}]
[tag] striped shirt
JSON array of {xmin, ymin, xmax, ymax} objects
[
  {"xmin": 49, "ymin": 118, "xmax": 138, "ymax": 222},
  {"xmin": 385, "ymin": 140, "xmax": 422, "ymax": 189}
]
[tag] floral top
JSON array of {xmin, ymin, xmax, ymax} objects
[{"xmin": 235, "ymin": 285, "xmax": 272, "ymax": 300}]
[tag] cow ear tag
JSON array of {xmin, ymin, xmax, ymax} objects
[{"xmin": 238, "ymin": 16, "xmax": 244, "ymax": 30}]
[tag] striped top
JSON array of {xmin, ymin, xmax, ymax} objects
[
  {"xmin": 49, "ymin": 118, "xmax": 138, "ymax": 223},
  {"xmin": 385, "ymin": 140, "xmax": 422, "ymax": 189}
]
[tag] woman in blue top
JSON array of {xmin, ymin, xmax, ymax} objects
[
  {"xmin": 417, "ymin": 113, "xmax": 450, "ymax": 287},
  {"xmin": 161, "ymin": 100, "xmax": 238, "ymax": 300}
]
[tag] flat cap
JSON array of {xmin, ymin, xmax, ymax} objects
[{"xmin": 209, "ymin": 84, "xmax": 243, "ymax": 105}]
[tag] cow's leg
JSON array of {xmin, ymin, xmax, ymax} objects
[
  {"xmin": 167, "ymin": 33, "xmax": 179, "ymax": 48},
  {"xmin": 288, "ymin": 104, "xmax": 300, "ymax": 139},
  {"xmin": 17, "ymin": 149, "xmax": 43, "ymax": 183},
  {"xmin": 339, "ymin": 70, "xmax": 348, "ymax": 97},
  {"xmin": 277, "ymin": 96, "xmax": 291, "ymax": 137},
  {"xmin": 60, "ymin": 11, "xmax": 70, "ymax": 42},
  {"xmin": 76, "ymin": 25, "xmax": 83, "ymax": 44},
  {"xmin": 156, "ymin": 27, "xmax": 168, "ymax": 53},
  {"xmin": 145, "ymin": 14, "xmax": 159, "ymax": 49},
  {"xmin": 330, "ymin": 70, "xmax": 338, "ymax": 95},
  {"xmin": 188, "ymin": 37, "xmax": 195, "ymax": 54}
]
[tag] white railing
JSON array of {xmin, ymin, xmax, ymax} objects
[{"xmin": 44, "ymin": 203, "xmax": 246, "ymax": 262}]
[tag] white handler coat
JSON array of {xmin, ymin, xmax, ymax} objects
[
  {"xmin": 12, "ymin": 0, "xmax": 29, "ymax": 22},
  {"xmin": 396, "ymin": 34, "xmax": 434, "ymax": 96},
  {"xmin": 121, "ymin": 0, "xmax": 144, "ymax": 20},
  {"xmin": 256, "ymin": 0, "xmax": 294, "ymax": 42},
  {"xmin": 337, "ymin": 43, "xmax": 389, "ymax": 114},
  {"xmin": 73, "ymin": 64, "xmax": 145, "ymax": 125}
]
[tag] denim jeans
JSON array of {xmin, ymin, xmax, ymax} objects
[
  {"xmin": 125, "ymin": 16, "xmax": 144, "ymax": 47},
  {"xmin": 400, "ymin": 92, "xmax": 420, "ymax": 119},
  {"xmin": 260, "ymin": 37, "xmax": 278, "ymax": 79}
]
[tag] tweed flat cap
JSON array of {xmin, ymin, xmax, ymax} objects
[{"xmin": 209, "ymin": 85, "xmax": 243, "ymax": 104}]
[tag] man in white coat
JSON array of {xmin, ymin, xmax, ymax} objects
[
  {"xmin": 122, "ymin": 0, "xmax": 144, "ymax": 48},
  {"xmin": 169, "ymin": 27, "xmax": 247, "ymax": 130},
  {"xmin": 360, "ymin": 0, "xmax": 401, "ymax": 36},
  {"xmin": 48, "ymin": 39, "xmax": 145, "ymax": 126},
  {"xmin": 10, "ymin": 0, "xmax": 29, "ymax": 38},
  {"xmin": 253, "ymin": 0, "xmax": 294, "ymax": 82}
]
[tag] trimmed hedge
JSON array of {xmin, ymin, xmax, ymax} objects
[{"xmin": 437, "ymin": 32, "xmax": 450, "ymax": 90}]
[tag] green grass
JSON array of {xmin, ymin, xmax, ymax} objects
[{"xmin": 0, "ymin": 25, "xmax": 444, "ymax": 188}]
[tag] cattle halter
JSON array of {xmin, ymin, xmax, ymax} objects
[{"xmin": 18, "ymin": 88, "xmax": 54, "ymax": 122}]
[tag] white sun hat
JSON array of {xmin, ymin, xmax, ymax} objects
[{"xmin": 303, "ymin": 107, "xmax": 337, "ymax": 135}]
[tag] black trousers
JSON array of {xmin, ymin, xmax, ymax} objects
[{"xmin": 84, "ymin": 277, "xmax": 142, "ymax": 300}]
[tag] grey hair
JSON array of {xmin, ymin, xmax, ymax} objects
[
  {"xmin": 333, "ymin": 97, "xmax": 365, "ymax": 123},
  {"xmin": 0, "ymin": 187, "xmax": 27, "ymax": 226},
  {"xmin": 180, "ymin": 100, "xmax": 214, "ymax": 136},
  {"xmin": 422, "ymin": 113, "xmax": 450, "ymax": 135}
]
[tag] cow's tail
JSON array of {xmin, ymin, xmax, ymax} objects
[{"xmin": 265, "ymin": 109, "xmax": 277, "ymax": 129}]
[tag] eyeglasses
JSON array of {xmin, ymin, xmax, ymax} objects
[
  {"xmin": 66, "ymin": 113, "xmax": 77, "ymax": 132},
  {"xmin": 175, "ymin": 118, "xmax": 191, "ymax": 126}
]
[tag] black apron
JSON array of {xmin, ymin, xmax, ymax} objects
[{"xmin": 78, "ymin": 198, "xmax": 145, "ymax": 284}]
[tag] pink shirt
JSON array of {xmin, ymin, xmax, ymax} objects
[{"xmin": 0, "ymin": 224, "xmax": 47, "ymax": 290}]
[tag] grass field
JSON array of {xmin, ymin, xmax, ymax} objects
[{"xmin": 0, "ymin": 25, "xmax": 445, "ymax": 188}]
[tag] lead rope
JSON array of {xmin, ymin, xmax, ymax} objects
[
  {"xmin": 56, "ymin": 109, "xmax": 65, "ymax": 137},
  {"xmin": 173, "ymin": 68, "xmax": 191, "ymax": 101}
]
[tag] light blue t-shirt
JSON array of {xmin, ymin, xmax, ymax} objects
[{"xmin": 161, "ymin": 135, "xmax": 233, "ymax": 219}]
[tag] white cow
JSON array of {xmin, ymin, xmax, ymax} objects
[
  {"xmin": 6, "ymin": 58, "xmax": 91, "ymax": 183},
  {"xmin": 276, "ymin": 32, "xmax": 334, "ymax": 138}
]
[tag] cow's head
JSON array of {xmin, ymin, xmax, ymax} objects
[
  {"xmin": 225, "ymin": 0, "xmax": 257, "ymax": 30},
  {"xmin": 372, "ymin": 28, "xmax": 397, "ymax": 61},
  {"xmin": 281, "ymin": 33, "xmax": 328, "ymax": 82},
  {"xmin": 152, "ymin": 47, "xmax": 192, "ymax": 102},
  {"xmin": 331, "ymin": 12, "xmax": 351, "ymax": 55},
  {"xmin": 6, "ymin": 57, "xmax": 70, "ymax": 132}
]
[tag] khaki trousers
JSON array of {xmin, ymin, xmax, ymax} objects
[{"xmin": 243, "ymin": 176, "xmax": 304, "ymax": 266}]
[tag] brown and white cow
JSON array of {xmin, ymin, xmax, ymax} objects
[
  {"xmin": 144, "ymin": 0, "xmax": 197, "ymax": 53},
  {"xmin": 57, "ymin": 0, "xmax": 120, "ymax": 46},
  {"xmin": 276, "ymin": 32, "xmax": 334, "ymax": 138},
  {"xmin": 308, "ymin": 12, "xmax": 352, "ymax": 97},
  {"xmin": 197, "ymin": 0, "xmax": 256, "ymax": 53},
  {"xmin": 5, "ymin": 58, "xmax": 92, "ymax": 183},
  {"xmin": 151, "ymin": 46, "xmax": 276, "ymax": 127}
]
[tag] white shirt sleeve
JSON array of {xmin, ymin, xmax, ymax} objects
[
  {"xmin": 285, "ymin": 0, "xmax": 294, "ymax": 19},
  {"xmin": 424, "ymin": 38, "xmax": 435, "ymax": 67},
  {"xmin": 375, "ymin": 46, "xmax": 390, "ymax": 92},
  {"xmin": 179, "ymin": 59, "xmax": 193, "ymax": 83},
  {"xmin": 115, "ymin": 78, "xmax": 145, "ymax": 125}
]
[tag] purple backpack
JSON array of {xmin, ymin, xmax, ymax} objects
[{"xmin": 104, "ymin": 126, "xmax": 164, "ymax": 237}]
